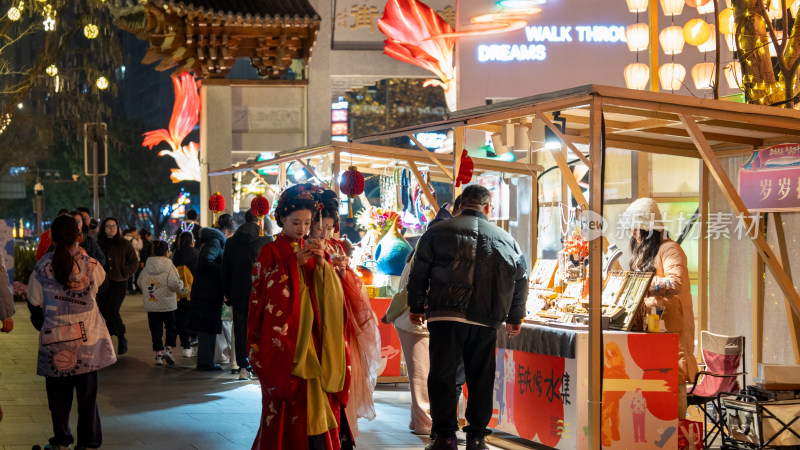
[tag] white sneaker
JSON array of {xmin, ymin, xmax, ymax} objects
[
  {"xmin": 182, "ymin": 347, "xmax": 194, "ymax": 357},
  {"xmin": 155, "ymin": 354, "xmax": 163, "ymax": 365},
  {"xmin": 163, "ymin": 350, "xmax": 176, "ymax": 365},
  {"xmin": 238, "ymin": 367, "xmax": 252, "ymax": 380}
]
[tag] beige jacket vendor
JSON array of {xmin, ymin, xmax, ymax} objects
[{"xmin": 623, "ymin": 198, "xmax": 699, "ymax": 414}]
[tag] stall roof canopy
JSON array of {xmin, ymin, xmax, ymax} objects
[
  {"xmin": 353, "ymin": 84, "xmax": 800, "ymax": 160},
  {"xmin": 209, "ymin": 141, "xmax": 543, "ymax": 182}
]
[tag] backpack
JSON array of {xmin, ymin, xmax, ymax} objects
[{"xmin": 175, "ymin": 265, "xmax": 193, "ymax": 301}]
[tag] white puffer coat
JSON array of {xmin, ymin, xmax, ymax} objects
[{"xmin": 137, "ymin": 256, "xmax": 183, "ymax": 312}]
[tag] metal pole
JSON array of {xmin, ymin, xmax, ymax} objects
[{"xmin": 92, "ymin": 138, "xmax": 100, "ymax": 219}]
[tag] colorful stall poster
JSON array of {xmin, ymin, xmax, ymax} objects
[
  {"xmin": 739, "ymin": 144, "xmax": 800, "ymax": 212},
  {"xmin": 370, "ymin": 297, "xmax": 403, "ymax": 378},
  {"xmin": 488, "ymin": 331, "xmax": 678, "ymax": 449},
  {"xmin": 0, "ymin": 219, "xmax": 13, "ymax": 283}
]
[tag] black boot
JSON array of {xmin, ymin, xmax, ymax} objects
[
  {"xmin": 117, "ymin": 335, "xmax": 128, "ymax": 355},
  {"xmin": 466, "ymin": 434, "xmax": 489, "ymax": 450},
  {"xmin": 425, "ymin": 435, "xmax": 457, "ymax": 450}
]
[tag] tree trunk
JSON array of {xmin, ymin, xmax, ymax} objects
[
  {"xmin": 783, "ymin": 15, "xmax": 800, "ymax": 105},
  {"xmin": 733, "ymin": 0, "xmax": 783, "ymax": 104}
]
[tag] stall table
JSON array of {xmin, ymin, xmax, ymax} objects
[{"xmin": 487, "ymin": 323, "xmax": 679, "ymax": 449}]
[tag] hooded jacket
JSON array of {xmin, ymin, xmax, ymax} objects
[
  {"xmin": 221, "ymin": 222, "xmax": 273, "ymax": 312},
  {"xmin": 27, "ymin": 248, "xmax": 116, "ymax": 377},
  {"xmin": 189, "ymin": 227, "xmax": 226, "ymax": 334},
  {"xmin": 137, "ymin": 256, "xmax": 183, "ymax": 312},
  {"xmin": 407, "ymin": 209, "xmax": 529, "ymax": 329}
]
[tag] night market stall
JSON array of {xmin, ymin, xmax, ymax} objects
[{"xmin": 350, "ymin": 84, "xmax": 800, "ymax": 449}]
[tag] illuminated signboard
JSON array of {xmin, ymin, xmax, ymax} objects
[
  {"xmin": 331, "ymin": 100, "xmax": 349, "ymax": 110},
  {"xmin": 332, "ymin": 122, "xmax": 349, "ymax": 136},
  {"xmin": 410, "ymin": 132, "xmax": 448, "ymax": 149},
  {"xmin": 332, "ymin": 109, "xmax": 348, "ymax": 122},
  {"xmin": 331, "ymin": 135, "xmax": 348, "ymax": 142},
  {"xmin": 477, "ymin": 25, "xmax": 626, "ymax": 63}
]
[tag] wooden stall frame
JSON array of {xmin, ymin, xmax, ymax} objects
[{"xmin": 346, "ymin": 85, "xmax": 800, "ymax": 450}]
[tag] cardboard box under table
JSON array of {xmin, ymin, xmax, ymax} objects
[{"xmin": 488, "ymin": 324, "xmax": 679, "ymax": 449}]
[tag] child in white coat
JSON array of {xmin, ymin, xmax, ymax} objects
[{"xmin": 137, "ymin": 240, "xmax": 183, "ymax": 365}]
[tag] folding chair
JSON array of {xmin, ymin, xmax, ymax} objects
[{"xmin": 686, "ymin": 331, "xmax": 747, "ymax": 449}]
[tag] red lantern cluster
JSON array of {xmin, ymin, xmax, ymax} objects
[
  {"xmin": 455, "ymin": 149, "xmax": 474, "ymax": 187},
  {"xmin": 208, "ymin": 192, "xmax": 225, "ymax": 213},
  {"xmin": 250, "ymin": 194, "xmax": 270, "ymax": 218},
  {"xmin": 340, "ymin": 166, "xmax": 365, "ymax": 198}
]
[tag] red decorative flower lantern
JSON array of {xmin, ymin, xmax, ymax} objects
[
  {"xmin": 208, "ymin": 192, "xmax": 225, "ymax": 226},
  {"xmin": 455, "ymin": 149, "xmax": 474, "ymax": 187},
  {"xmin": 340, "ymin": 165, "xmax": 365, "ymax": 217},
  {"xmin": 251, "ymin": 194, "xmax": 270, "ymax": 236}
]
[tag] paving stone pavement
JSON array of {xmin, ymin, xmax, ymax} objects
[{"xmin": 0, "ymin": 295, "xmax": 513, "ymax": 450}]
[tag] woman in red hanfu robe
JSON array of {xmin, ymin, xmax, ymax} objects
[
  {"xmin": 247, "ymin": 183, "xmax": 349, "ymax": 450},
  {"xmin": 309, "ymin": 190, "xmax": 381, "ymax": 438}
]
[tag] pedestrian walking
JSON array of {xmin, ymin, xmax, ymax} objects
[
  {"xmin": 27, "ymin": 215, "xmax": 116, "ymax": 450},
  {"xmin": 67, "ymin": 211, "xmax": 106, "ymax": 267},
  {"xmin": 172, "ymin": 231, "xmax": 199, "ymax": 357},
  {"xmin": 137, "ymin": 240, "xmax": 183, "ymax": 366},
  {"xmin": 407, "ymin": 184, "xmax": 528, "ymax": 450},
  {"xmin": 220, "ymin": 209, "xmax": 273, "ymax": 380},
  {"xmin": 96, "ymin": 217, "xmax": 139, "ymax": 355},
  {"xmin": 189, "ymin": 214, "xmax": 235, "ymax": 371}
]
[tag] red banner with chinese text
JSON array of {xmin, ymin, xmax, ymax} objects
[{"xmin": 739, "ymin": 144, "xmax": 800, "ymax": 212}]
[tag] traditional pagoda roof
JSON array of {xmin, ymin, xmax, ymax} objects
[{"xmin": 111, "ymin": 0, "xmax": 320, "ymax": 79}]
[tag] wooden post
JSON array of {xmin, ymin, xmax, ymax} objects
[
  {"xmin": 753, "ymin": 213, "xmax": 766, "ymax": 374},
  {"xmin": 333, "ymin": 149, "xmax": 341, "ymax": 197},
  {"xmin": 408, "ymin": 161, "xmax": 439, "ymax": 213},
  {"xmin": 681, "ymin": 114, "xmax": 800, "ymax": 324},
  {"xmin": 649, "ymin": 0, "xmax": 659, "ymax": 92},
  {"xmin": 453, "ymin": 127, "xmax": 463, "ymax": 198},
  {"xmin": 409, "ymin": 134, "xmax": 454, "ymax": 180},
  {"xmin": 698, "ymin": 165, "xmax": 709, "ymax": 337},
  {"xmin": 772, "ymin": 213, "xmax": 800, "ymax": 363},
  {"xmin": 531, "ymin": 174, "xmax": 538, "ymax": 265},
  {"xmin": 587, "ymin": 95, "xmax": 604, "ymax": 450}
]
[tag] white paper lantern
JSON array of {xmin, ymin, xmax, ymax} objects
[
  {"xmin": 768, "ymin": 31, "xmax": 783, "ymax": 57},
  {"xmin": 660, "ymin": 0, "xmax": 685, "ymax": 15},
  {"xmin": 659, "ymin": 63, "xmax": 686, "ymax": 90},
  {"xmin": 683, "ymin": 18, "xmax": 712, "ymax": 46},
  {"xmin": 697, "ymin": 0, "xmax": 715, "ymax": 14},
  {"xmin": 719, "ymin": 8, "xmax": 736, "ymax": 35},
  {"xmin": 698, "ymin": 25, "xmax": 716, "ymax": 52},
  {"xmin": 724, "ymin": 61, "xmax": 743, "ymax": 90},
  {"xmin": 626, "ymin": 23, "xmax": 650, "ymax": 51},
  {"xmin": 792, "ymin": 0, "xmax": 799, "ymax": 17},
  {"xmin": 692, "ymin": 63, "xmax": 716, "ymax": 90},
  {"xmin": 624, "ymin": 63, "xmax": 650, "ymax": 90},
  {"xmin": 626, "ymin": 0, "xmax": 648, "ymax": 12},
  {"xmin": 659, "ymin": 26, "xmax": 686, "ymax": 55},
  {"xmin": 725, "ymin": 33, "xmax": 737, "ymax": 51}
]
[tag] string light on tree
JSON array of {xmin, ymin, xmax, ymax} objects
[
  {"xmin": 45, "ymin": 64, "xmax": 58, "ymax": 77},
  {"xmin": 96, "ymin": 76, "xmax": 109, "ymax": 90},
  {"xmin": 7, "ymin": 6, "xmax": 21, "ymax": 20},
  {"xmin": 43, "ymin": 15, "xmax": 55, "ymax": 31},
  {"xmin": 0, "ymin": 114, "xmax": 11, "ymax": 136},
  {"xmin": 84, "ymin": 24, "xmax": 99, "ymax": 39}
]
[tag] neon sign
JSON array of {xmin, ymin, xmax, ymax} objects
[{"xmin": 477, "ymin": 24, "xmax": 626, "ymax": 63}]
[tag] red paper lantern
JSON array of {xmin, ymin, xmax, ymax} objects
[
  {"xmin": 340, "ymin": 166, "xmax": 365, "ymax": 198},
  {"xmin": 208, "ymin": 192, "xmax": 225, "ymax": 212},
  {"xmin": 250, "ymin": 194, "xmax": 270, "ymax": 236},
  {"xmin": 340, "ymin": 166, "xmax": 365, "ymax": 218},
  {"xmin": 250, "ymin": 194, "xmax": 269, "ymax": 217},
  {"xmin": 455, "ymin": 149, "xmax": 474, "ymax": 187}
]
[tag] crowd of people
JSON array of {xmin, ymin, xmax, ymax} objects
[{"xmin": 1, "ymin": 182, "xmax": 535, "ymax": 450}]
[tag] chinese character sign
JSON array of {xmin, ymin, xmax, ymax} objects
[
  {"xmin": 739, "ymin": 144, "xmax": 800, "ymax": 212},
  {"xmin": 334, "ymin": 0, "xmax": 454, "ymax": 47}
]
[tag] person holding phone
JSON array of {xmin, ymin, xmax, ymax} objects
[
  {"xmin": 248, "ymin": 183, "xmax": 349, "ymax": 450},
  {"xmin": 28, "ymin": 215, "xmax": 117, "ymax": 450}
]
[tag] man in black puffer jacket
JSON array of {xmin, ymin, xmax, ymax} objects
[
  {"xmin": 221, "ymin": 210, "xmax": 273, "ymax": 380},
  {"xmin": 407, "ymin": 184, "xmax": 528, "ymax": 450}
]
